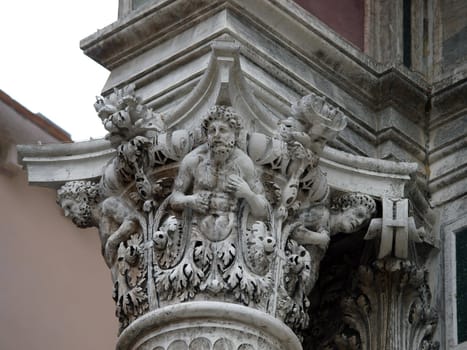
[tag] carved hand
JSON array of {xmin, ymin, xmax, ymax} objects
[
  {"xmin": 226, "ymin": 174, "xmax": 252, "ymax": 199},
  {"xmin": 188, "ymin": 192, "xmax": 211, "ymax": 213}
]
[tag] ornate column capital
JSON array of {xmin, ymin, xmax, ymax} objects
[{"xmin": 22, "ymin": 40, "xmax": 438, "ymax": 349}]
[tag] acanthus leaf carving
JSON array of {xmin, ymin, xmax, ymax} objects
[
  {"xmin": 57, "ymin": 93, "xmax": 377, "ymax": 336},
  {"xmin": 94, "ymin": 84, "xmax": 165, "ymax": 147},
  {"xmin": 113, "ymin": 233, "xmax": 149, "ymax": 333},
  {"xmin": 338, "ymin": 259, "xmax": 439, "ymax": 350},
  {"xmin": 54, "ymin": 39, "xmax": 438, "ymax": 348}
]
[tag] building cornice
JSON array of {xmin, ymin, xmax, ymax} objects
[{"xmin": 80, "ymin": 0, "xmax": 430, "ymax": 112}]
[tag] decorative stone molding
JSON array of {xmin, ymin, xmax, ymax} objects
[
  {"xmin": 20, "ymin": 40, "xmax": 438, "ymax": 348},
  {"xmin": 116, "ymin": 302, "xmax": 302, "ymax": 350}
]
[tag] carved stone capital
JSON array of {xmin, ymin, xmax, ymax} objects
[
  {"xmin": 23, "ymin": 40, "xmax": 438, "ymax": 348},
  {"xmin": 340, "ymin": 258, "xmax": 439, "ymax": 350}
]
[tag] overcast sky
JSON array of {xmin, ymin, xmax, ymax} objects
[{"xmin": 1, "ymin": 1, "xmax": 118, "ymax": 141}]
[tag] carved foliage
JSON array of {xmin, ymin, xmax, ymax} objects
[
  {"xmin": 94, "ymin": 84, "xmax": 164, "ymax": 146},
  {"xmin": 277, "ymin": 238, "xmax": 313, "ymax": 332},
  {"xmin": 340, "ymin": 258, "xmax": 439, "ymax": 350},
  {"xmin": 153, "ymin": 215, "xmax": 274, "ymax": 307},
  {"xmin": 59, "ymin": 77, "xmax": 401, "ymax": 342},
  {"xmin": 113, "ymin": 233, "xmax": 149, "ymax": 332}
]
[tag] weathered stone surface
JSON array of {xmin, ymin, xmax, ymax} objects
[
  {"xmin": 19, "ymin": 0, "xmax": 467, "ymax": 347},
  {"xmin": 81, "ymin": 0, "xmax": 433, "ymax": 169},
  {"xmin": 20, "ymin": 40, "xmax": 440, "ymax": 349}
]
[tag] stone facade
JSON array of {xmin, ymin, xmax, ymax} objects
[{"xmin": 18, "ymin": 1, "xmax": 467, "ymax": 349}]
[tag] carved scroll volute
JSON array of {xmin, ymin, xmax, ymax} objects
[{"xmin": 364, "ymin": 197, "xmax": 430, "ymax": 260}]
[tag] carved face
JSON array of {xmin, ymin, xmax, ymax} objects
[
  {"xmin": 164, "ymin": 216, "xmax": 179, "ymax": 232},
  {"xmin": 206, "ymin": 120, "xmax": 236, "ymax": 158},
  {"xmin": 333, "ymin": 204, "xmax": 372, "ymax": 234},
  {"xmin": 59, "ymin": 198, "xmax": 94, "ymax": 228}
]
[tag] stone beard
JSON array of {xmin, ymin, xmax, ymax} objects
[
  {"xmin": 171, "ymin": 105, "xmax": 268, "ymax": 243},
  {"xmin": 206, "ymin": 119, "xmax": 236, "ymax": 163},
  {"xmin": 48, "ymin": 57, "xmax": 438, "ymax": 348}
]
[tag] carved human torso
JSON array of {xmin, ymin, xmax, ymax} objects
[
  {"xmin": 192, "ymin": 145, "xmax": 240, "ymax": 211},
  {"xmin": 174, "ymin": 144, "xmax": 263, "ymax": 241}
]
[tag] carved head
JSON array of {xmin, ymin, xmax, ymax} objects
[
  {"xmin": 202, "ymin": 105, "xmax": 241, "ymax": 158},
  {"xmin": 331, "ymin": 193, "xmax": 377, "ymax": 234},
  {"xmin": 255, "ymin": 222, "xmax": 277, "ymax": 253},
  {"xmin": 57, "ymin": 181, "xmax": 100, "ymax": 228}
]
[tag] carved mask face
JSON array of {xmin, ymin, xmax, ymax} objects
[
  {"xmin": 60, "ymin": 198, "xmax": 94, "ymax": 228},
  {"xmin": 164, "ymin": 216, "xmax": 179, "ymax": 232},
  {"xmin": 206, "ymin": 120, "xmax": 236, "ymax": 159},
  {"xmin": 334, "ymin": 205, "xmax": 372, "ymax": 234}
]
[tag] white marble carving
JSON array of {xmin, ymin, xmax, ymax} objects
[
  {"xmin": 49, "ymin": 40, "xmax": 438, "ymax": 349},
  {"xmin": 340, "ymin": 259, "xmax": 439, "ymax": 350}
]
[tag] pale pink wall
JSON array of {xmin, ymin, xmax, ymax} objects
[
  {"xmin": 0, "ymin": 170, "xmax": 117, "ymax": 350},
  {"xmin": 0, "ymin": 91, "xmax": 117, "ymax": 350}
]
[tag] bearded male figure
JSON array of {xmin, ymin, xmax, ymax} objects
[{"xmin": 170, "ymin": 106, "xmax": 269, "ymax": 242}]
